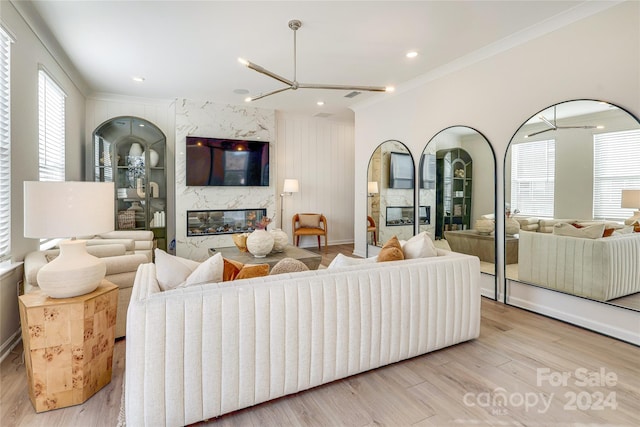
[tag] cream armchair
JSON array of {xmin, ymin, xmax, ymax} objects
[{"xmin": 23, "ymin": 230, "xmax": 154, "ymax": 338}]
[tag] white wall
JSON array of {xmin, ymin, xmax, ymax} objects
[
  {"xmin": 353, "ymin": 1, "xmax": 640, "ymax": 342},
  {"xmin": 1, "ymin": 2, "xmax": 87, "ymax": 358},
  {"xmin": 276, "ymin": 113, "xmax": 355, "ymax": 247}
]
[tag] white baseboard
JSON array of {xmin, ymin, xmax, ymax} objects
[
  {"xmin": 507, "ymin": 280, "xmax": 640, "ymax": 346},
  {"xmin": 0, "ymin": 329, "xmax": 22, "ymax": 364}
]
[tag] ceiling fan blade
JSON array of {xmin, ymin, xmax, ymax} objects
[
  {"xmin": 538, "ymin": 115, "xmax": 556, "ymax": 129},
  {"xmin": 525, "ymin": 128, "xmax": 554, "ymax": 138},
  {"xmin": 556, "ymin": 125, "xmax": 598, "ymax": 130},
  {"xmin": 298, "ymin": 82, "xmax": 388, "ymax": 92},
  {"xmin": 241, "ymin": 59, "xmax": 294, "ymax": 87},
  {"xmin": 247, "ymin": 86, "xmax": 293, "ymax": 102}
]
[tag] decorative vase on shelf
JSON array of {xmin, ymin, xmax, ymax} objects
[
  {"xmin": 148, "ymin": 148, "xmax": 160, "ymax": 167},
  {"xmin": 270, "ymin": 228, "xmax": 288, "ymax": 252},
  {"xmin": 246, "ymin": 229, "xmax": 274, "ymax": 258},
  {"xmin": 129, "ymin": 142, "xmax": 143, "ymax": 157}
]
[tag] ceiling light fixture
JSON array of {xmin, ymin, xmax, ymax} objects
[
  {"xmin": 239, "ymin": 19, "xmax": 393, "ymax": 102},
  {"xmin": 317, "ymin": 101, "xmax": 325, "ymax": 106},
  {"xmin": 132, "ymin": 76, "xmax": 145, "ymax": 83},
  {"xmin": 406, "ymin": 51, "xmax": 418, "ymax": 58}
]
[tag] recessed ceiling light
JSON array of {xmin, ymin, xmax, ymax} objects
[
  {"xmin": 406, "ymin": 51, "xmax": 418, "ymax": 58},
  {"xmin": 317, "ymin": 101, "xmax": 325, "ymax": 106},
  {"xmin": 385, "ymin": 86, "xmax": 395, "ymax": 92},
  {"xmin": 132, "ymin": 76, "xmax": 145, "ymax": 83},
  {"xmin": 138, "ymin": 123, "xmax": 145, "ymax": 127}
]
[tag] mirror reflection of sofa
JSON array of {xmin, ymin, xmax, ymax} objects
[{"xmin": 517, "ymin": 221, "xmax": 640, "ymax": 301}]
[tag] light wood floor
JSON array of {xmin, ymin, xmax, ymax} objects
[{"xmin": 2, "ymin": 244, "xmax": 639, "ymax": 426}]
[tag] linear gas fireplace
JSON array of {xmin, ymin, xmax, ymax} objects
[{"xmin": 187, "ymin": 208, "xmax": 267, "ymax": 236}]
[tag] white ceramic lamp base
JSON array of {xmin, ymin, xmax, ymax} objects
[{"xmin": 36, "ymin": 240, "xmax": 106, "ymax": 298}]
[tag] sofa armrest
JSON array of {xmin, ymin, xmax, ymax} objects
[
  {"xmin": 104, "ymin": 253, "xmax": 149, "ymax": 276},
  {"xmin": 130, "ymin": 263, "xmax": 162, "ymax": 302}
]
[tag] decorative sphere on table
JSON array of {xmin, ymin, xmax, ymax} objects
[
  {"xmin": 270, "ymin": 228, "xmax": 288, "ymax": 252},
  {"xmin": 246, "ymin": 229, "xmax": 274, "ymax": 257}
]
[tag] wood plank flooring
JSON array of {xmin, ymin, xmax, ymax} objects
[{"xmin": 2, "ymin": 244, "xmax": 639, "ymax": 426}]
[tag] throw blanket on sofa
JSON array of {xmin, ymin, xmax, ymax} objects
[{"xmin": 126, "ymin": 252, "xmax": 481, "ymax": 427}]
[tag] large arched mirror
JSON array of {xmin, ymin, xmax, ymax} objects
[
  {"xmin": 367, "ymin": 140, "xmax": 415, "ymax": 257},
  {"xmin": 505, "ymin": 99, "xmax": 640, "ymax": 311},
  {"xmin": 419, "ymin": 126, "xmax": 497, "ymax": 299}
]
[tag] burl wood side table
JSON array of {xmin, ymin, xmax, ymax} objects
[{"xmin": 18, "ymin": 281, "xmax": 118, "ymax": 412}]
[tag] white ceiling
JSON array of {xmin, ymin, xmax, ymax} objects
[{"xmin": 19, "ymin": 1, "xmax": 613, "ymax": 120}]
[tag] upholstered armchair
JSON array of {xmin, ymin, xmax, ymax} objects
[
  {"xmin": 367, "ymin": 215, "xmax": 377, "ymax": 246},
  {"xmin": 292, "ymin": 213, "xmax": 328, "ymax": 250}
]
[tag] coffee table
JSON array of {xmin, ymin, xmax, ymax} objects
[{"xmin": 208, "ymin": 245, "xmax": 322, "ymax": 270}]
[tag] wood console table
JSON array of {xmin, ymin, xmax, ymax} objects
[
  {"xmin": 445, "ymin": 230, "xmax": 519, "ymax": 264},
  {"xmin": 18, "ymin": 281, "xmax": 118, "ymax": 412}
]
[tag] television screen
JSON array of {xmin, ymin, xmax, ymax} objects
[
  {"xmin": 186, "ymin": 137, "xmax": 269, "ymax": 186},
  {"xmin": 389, "ymin": 152, "xmax": 414, "ymax": 189}
]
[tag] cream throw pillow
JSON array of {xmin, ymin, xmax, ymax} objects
[
  {"xmin": 553, "ymin": 222, "xmax": 605, "ymax": 239},
  {"xmin": 298, "ymin": 214, "xmax": 321, "ymax": 228},
  {"xmin": 155, "ymin": 249, "xmax": 224, "ymax": 290},
  {"xmin": 327, "ymin": 253, "xmax": 378, "ymax": 269},
  {"xmin": 401, "ymin": 231, "xmax": 438, "ymax": 258}
]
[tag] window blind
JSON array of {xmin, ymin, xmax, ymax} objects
[
  {"xmin": 0, "ymin": 27, "xmax": 11, "ymax": 261},
  {"xmin": 38, "ymin": 70, "xmax": 66, "ymax": 182},
  {"xmin": 510, "ymin": 139, "xmax": 555, "ymax": 217},
  {"xmin": 593, "ymin": 129, "xmax": 640, "ymax": 220}
]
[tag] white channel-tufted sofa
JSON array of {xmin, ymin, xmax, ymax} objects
[
  {"xmin": 125, "ymin": 250, "xmax": 481, "ymax": 426},
  {"xmin": 518, "ymin": 230, "xmax": 640, "ymax": 301}
]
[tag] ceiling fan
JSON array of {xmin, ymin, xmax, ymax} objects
[
  {"xmin": 238, "ymin": 19, "xmax": 394, "ymax": 102},
  {"xmin": 525, "ymin": 105, "xmax": 603, "ymax": 138}
]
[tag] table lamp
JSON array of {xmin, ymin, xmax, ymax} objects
[
  {"xmin": 24, "ymin": 181, "xmax": 115, "ymax": 298},
  {"xmin": 621, "ymin": 189, "xmax": 640, "ymax": 225},
  {"xmin": 279, "ymin": 178, "xmax": 299, "ymax": 229},
  {"xmin": 368, "ymin": 181, "xmax": 379, "ymax": 197}
]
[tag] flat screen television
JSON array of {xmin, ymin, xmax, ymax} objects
[{"xmin": 186, "ymin": 136, "xmax": 269, "ymax": 186}]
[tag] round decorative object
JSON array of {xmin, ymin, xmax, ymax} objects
[
  {"xmin": 231, "ymin": 233, "xmax": 249, "ymax": 252},
  {"xmin": 270, "ymin": 228, "xmax": 288, "ymax": 252},
  {"xmin": 148, "ymin": 148, "xmax": 160, "ymax": 167},
  {"xmin": 129, "ymin": 142, "xmax": 143, "ymax": 157},
  {"xmin": 505, "ymin": 217, "xmax": 520, "ymax": 236},
  {"xmin": 246, "ymin": 229, "xmax": 274, "ymax": 258},
  {"xmin": 127, "ymin": 201, "xmax": 143, "ymax": 212},
  {"xmin": 474, "ymin": 219, "xmax": 495, "ymax": 235}
]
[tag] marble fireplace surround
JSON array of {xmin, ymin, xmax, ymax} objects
[{"xmin": 175, "ymin": 99, "xmax": 276, "ymax": 260}]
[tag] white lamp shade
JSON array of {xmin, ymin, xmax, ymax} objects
[
  {"xmin": 368, "ymin": 181, "xmax": 379, "ymax": 194},
  {"xmin": 283, "ymin": 179, "xmax": 299, "ymax": 193},
  {"xmin": 24, "ymin": 181, "xmax": 115, "ymax": 238},
  {"xmin": 621, "ymin": 189, "xmax": 640, "ymax": 209}
]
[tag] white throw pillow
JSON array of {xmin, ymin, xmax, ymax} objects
[
  {"xmin": 401, "ymin": 231, "xmax": 438, "ymax": 259},
  {"xmin": 553, "ymin": 222, "xmax": 605, "ymax": 239},
  {"xmin": 155, "ymin": 249, "xmax": 223, "ymax": 290},
  {"xmin": 327, "ymin": 253, "xmax": 377, "ymax": 269},
  {"xmin": 182, "ymin": 253, "xmax": 224, "ymax": 287}
]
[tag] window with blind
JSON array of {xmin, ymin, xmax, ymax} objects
[
  {"xmin": 38, "ymin": 69, "xmax": 66, "ymax": 182},
  {"xmin": 593, "ymin": 129, "xmax": 640, "ymax": 220},
  {"xmin": 510, "ymin": 139, "xmax": 555, "ymax": 217},
  {"xmin": 0, "ymin": 27, "xmax": 11, "ymax": 262}
]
